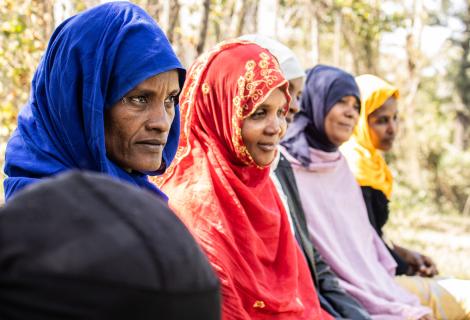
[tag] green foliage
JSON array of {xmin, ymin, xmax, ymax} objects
[
  {"xmin": 331, "ymin": 0, "xmax": 405, "ymax": 73},
  {"xmin": 0, "ymin": 1, "xmax": 49, "ymax": 165},
  {"xmin": 390, "ymin": 70, "xmax": 470, "ymax": 216}
]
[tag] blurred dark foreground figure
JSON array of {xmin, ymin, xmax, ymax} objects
[{"xmin": 0, "ymin": 171, "xmax": 220, "ymax": 320}]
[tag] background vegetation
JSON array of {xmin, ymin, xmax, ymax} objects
[{"xmin": 1, "ymin": 0, "xmax": 468, "ymax": 277}]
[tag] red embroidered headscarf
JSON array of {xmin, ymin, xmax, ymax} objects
[{"xmin": 156, "ymin": 40, "xmax": 332, "ymax": 319}]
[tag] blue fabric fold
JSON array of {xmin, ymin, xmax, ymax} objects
[{"xmin": 4, "ymin": 1, "xmax": 184, "ymax": 201}]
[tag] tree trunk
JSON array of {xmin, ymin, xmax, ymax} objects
[
  {"xmin": 401, "ymin": 0, "xmax": 425, "ymax": 189},
  {"xmin": 233, "ymin": 0, "xmax": 249, "ymax": 37},
  {"xmin": 333, "ymin": 11, "xmax": 341, "ymax": 66},
  {"xmin": 455, "ymin": 2, "xmax": 470, "ymax": 150},
  {"xmin": 167, "ymin": 0, "xmax": 181, "ymax": 43},
  {"xmin": 341, "ymin": 23, "xmax": 360, "ymax": 74},
  {"xmin": 196, "ymin": 0, "xmax": 211, "ymax": 55},
  {"xmin": 310, "ymin": 5, "xmax": 320, "ymax": 65},
  {"xmin": 252, "ymin": 0, "xmax": 258, "ymax": 34},
  {"xmin": 454, "ymin": 110, "xmax": 470, "ymax": 150},
  {"xmin": 161, "ymin": 0, "xmax": 171, "ymax": 33}
]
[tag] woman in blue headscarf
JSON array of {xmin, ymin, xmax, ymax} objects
[{"xmin": 4, "ymin": 2, "xmax": 184, "ymax": 201}]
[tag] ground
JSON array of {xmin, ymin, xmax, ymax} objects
[{"xmin": 385, "ymin": 209, "xmax": 470, "ymax": 279}]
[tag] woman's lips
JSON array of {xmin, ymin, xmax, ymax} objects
[
  {"xmin": 338, "ymin": 122, "xmax": 354, "ymax": 130},
  {"xmin": 257, "ymin": 143, "xmax": 277, "ymax": 152},
  {"xmin": 135, "ymin": 139, "xmax": 166, "ymax": 151},
  {"xmin": 382, "ymin": 137, "xmax": 395, "ymax": 145}
]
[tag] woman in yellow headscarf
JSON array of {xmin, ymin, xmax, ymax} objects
[
  {"xmin": 342, "ymin": 74, "xmax": 436, "ymax": 276},
  {"xmin": 343, "ymin": 75, "xmax": 470, "ymax": 320}
]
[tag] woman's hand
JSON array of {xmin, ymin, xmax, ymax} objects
[{"xmin": 393, "ymin": 244, "xmax": 439, "ymax": 277}]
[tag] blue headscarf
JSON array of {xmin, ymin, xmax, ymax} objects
[
  {"xmin": 4, "ymin": 2, "xmax": 184, "ymax": 201},
  {"xmin": 281, "ymin": 65, "xmax": 360, "ymax": 166}
]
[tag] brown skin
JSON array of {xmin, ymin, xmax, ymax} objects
[
  {"xmin": 241, "ymin": 88, "xmax": 287, "ymax": 167},
  {"xmin": 393, "ymin": 244, "xmax": 439, "ymax": 277},
  {"xmin": 367, "ymin": 96, "xmax": 399, "ymax": 152},
  {"xmin": 368, "ymin": 97, "xmax": 439, "ymax": 278},
  {"xmin": 285, "ymin": 77, "xmax": 304, "ymax": 125},
  {"xmin": 324, "ymin": 95, "xmax": 360, "ymax": 146},
  {"xmin": 104, "ymin": 70, "xmax": 180, "ymax": 173}
]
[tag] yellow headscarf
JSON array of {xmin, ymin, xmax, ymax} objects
[{"xmin": 342, "ymin": 74, "xmax": 399, "ymax": 200}]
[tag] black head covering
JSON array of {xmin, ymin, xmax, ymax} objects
[{"xmin": 0, "ymin": 171, "xmax": 220, "ymax": 320}]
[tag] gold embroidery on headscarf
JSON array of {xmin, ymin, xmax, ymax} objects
[
  {"xmin": 201, "ymin": 83, "xmax": 210, "ymax": 95},
  {"xmin": 231, "ymin": 52, "xmax": 283, "ymax": 166},
  {"xmin": 253, "ymin": 300, "xmax": 266, "ymax": 309}
]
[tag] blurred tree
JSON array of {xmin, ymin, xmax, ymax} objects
[
  {"xmin": 196, "ymin": 0, "xmax": 211, "ymax": 55},
  {"xmin": 337, "ymin": 0, "xmax": 403, "ymax": 74},
  {"xmin": 453, "ymin": 2, "xmax": 470, "ymax": 151}
]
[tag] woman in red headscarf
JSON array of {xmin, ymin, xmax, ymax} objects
[{"xmin": 156, "ymin": 40, "xmax": 332, "ymax": 319}]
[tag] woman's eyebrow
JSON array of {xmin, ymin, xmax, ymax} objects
[
  {"xmin": 126, "ymin": 88, "xmax": 154, "ymax": 96},
  {"xmin": 169, "ymin": 88, "xmax": 181, "ymax": 95}
]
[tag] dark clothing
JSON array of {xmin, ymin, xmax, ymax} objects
[
  {"xmin": 0, "ymin": 171, "xmax": 220, "ymax": 320},
  {"xmin": 361, "ymin": 186, "xmax": 409, "ymax": 275},
  {"xmin": 275, "ymin": 153, "xmax": 371, "ymax": 320}
]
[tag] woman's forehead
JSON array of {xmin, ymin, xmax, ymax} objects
[
  {"xmin": 132, "ymin": 70, "xmax": 180, "ymax": 92},
  {"xmin": 370, "ymin": 97, "xmax": 398, "ymax": 116}
]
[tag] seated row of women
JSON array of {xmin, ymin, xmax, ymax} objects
[{"xmin": 3, "ymin": 2, "xmax": 469, "ymax": 319}]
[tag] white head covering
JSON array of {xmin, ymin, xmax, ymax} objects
[{"xmin": 239, "ymin": 34, "xmax": 304, "ymax": 81}]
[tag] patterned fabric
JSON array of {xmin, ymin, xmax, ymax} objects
[
  {"xmin": 3, "ymin": 2, "xmax": 184, "ymax": 201},
  {"xmin": 342, "ymin": 74, "xmax": 398, "ymax": 200},
  {"xmin": 156, "ymin": 40, "xmax": 332, "ymax": 320}
]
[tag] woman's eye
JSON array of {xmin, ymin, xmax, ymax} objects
[
  {"xmin": 129, "ymin": 96, "xmax": 148, "ymax": 105},
  {"xmin": 277, "ymin": 107, "xmax": 285, "ymax": 116},
  {"xmin": 251, "ymin": 109, "xmax": 266, "ymax": 119},
  {"xmin": 378, "ymin": 117, "xmax": 389, "ymax": 124},
  {"xmin": 354, "ymin": 104, "xmax": 360, "ymax": 112},
  {"xmin": 164, "ymin": 95, "xmax": 178, "ymax": 108}
]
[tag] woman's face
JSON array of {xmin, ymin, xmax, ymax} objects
[
  {"xmin": 104, "ymin": 70, "xmax": 180, "ymax": 172},
  {"xmin": 367, "ymin": 97, "xmax": 398, "ymax": 151},
  {"xmin": 324, "ymin": 95, "xmax": 360, "ymax": 146},
  {"xmin": 286, "ymin": 77, "xmax": 304, "ymax": 125},
  {"xmin": 241, "ymin": 88, "xmax": 287, "ymax": 167}
]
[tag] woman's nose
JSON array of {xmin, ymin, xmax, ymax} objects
[
  {"xmin": 387, "ymin": 119, "xmax": 397, "ymax": 135},
  {"xmin": 145, "ymin": 102, "xmax": 172, "ymax": 132},
  {"xmin": 265, "ymin": 114, "xmax": 283, "ymax": 135},
  {"xmin": 345, "ymin": 104, "xmax": 358, "ymax": 119}
]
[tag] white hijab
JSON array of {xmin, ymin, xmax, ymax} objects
[{"xmin": 239, "ymin": 34, "xmax": 304, "ymax": 81}]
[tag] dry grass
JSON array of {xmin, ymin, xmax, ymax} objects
[{"xmin": 385, "ymin": 209, "xmax": 470, "ymax": 279}]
